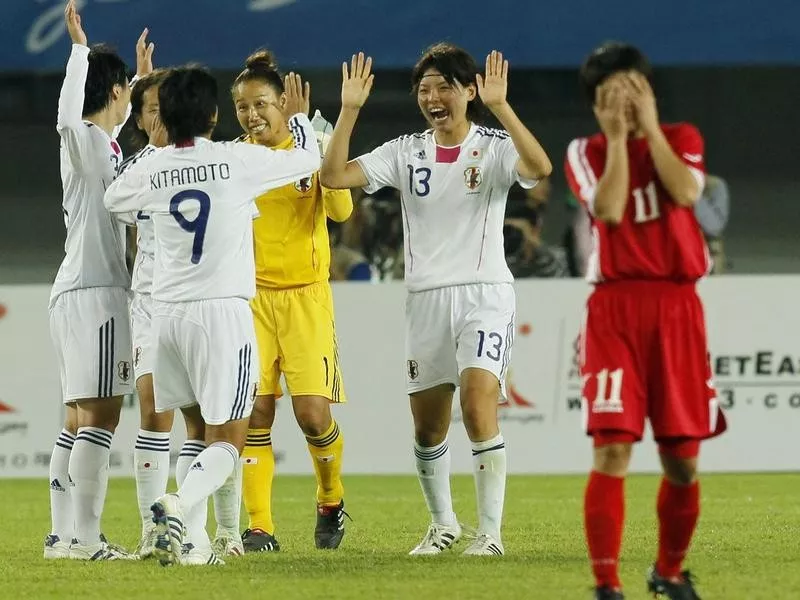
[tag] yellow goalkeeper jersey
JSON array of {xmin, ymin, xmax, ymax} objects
[{"xmin": 249, "ymin": 134, "xmax": 353, "ymax": 289}]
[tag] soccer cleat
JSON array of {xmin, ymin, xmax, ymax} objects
[
  {"xmin": 135, "ymin": 524, "xmax": 159, "ymax": 559},
  {"xmin": 180, "ymin": 543, "xmax": 225, "ymax": 566},
  {"xmin": 315, "ymin": 500, "xmax": 348, "ymax": 549},
  {"xmin": 68, "ymin": 539, "xmax": 137, "ymax": 560},
  {"xmin": 151, "ymin": 493, "xmax": 185, "ymax": 567},
  {"xmin": 646, "ymin": 565, "xmax": 702, "ymax": 599},
  {"xmin": 408, "ymin": 522, "xmax": 463, "ymax": 555},
  {"xmin": 241, "ymin": 528, "xmax": 281, "ymax": 553},
  {"xmin": 43, "ymin": 534, "xmax": 70, "ymax": 559},
  {"xmin": 211, "ymin": 534, "xmax": 244, "ymax": 557},
  {"xmin": 595, "ymin": 586, "xmax": 625, "ymax": 599},
  {"xmin": 462, "ymin": 533, "xmax": 504, "ymax": 556}
]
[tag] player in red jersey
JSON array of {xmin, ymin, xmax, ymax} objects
[{"xmin": 564, "ymin": 42, "xmax": 727, "ymax": 600}]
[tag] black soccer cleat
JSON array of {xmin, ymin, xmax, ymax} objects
[
  {"xmin": 241, "ymin": 528, "xmax": 280, "ymax": 553},
  {"xmin": 594, "ymin": 586, "xmax": 625, "ymax": 599},
  {"xmin": 646, "ymin": 565, "xmax": 702, "ymax": 599},
  {"xmin": 314, "ymin": 500, "xmax": 348, "ymax": 549}
]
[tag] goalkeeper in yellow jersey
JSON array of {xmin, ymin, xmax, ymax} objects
[{"xmin": 232, "ymin": 50, "xmax": 352, "ymax": 551}]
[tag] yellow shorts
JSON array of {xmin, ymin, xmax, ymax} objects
[{"xmin": 251, "ymin": 281, "xmax": 345, "ymax": 402}]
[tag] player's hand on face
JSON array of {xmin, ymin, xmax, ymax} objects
[
  {"xmin": 476, "ymin": 50, "xmax": 509, "ymax": 111},
  {"xmin": 149, "ymin": 113, "xmax": 168, "ymax": 148},
  {"xmin": 282, "ymin": 72, "xmax": 311, "ymax": 119},
  {"xmin": 594, "ymin": 80, "xmax": 628, "ymax": 140},
  {"xmin": 136, "ymin": 28, "xmax": 155, "ymax": 78},
  {"xmin": 64, "ymin": 0, "xmax": 88, "ymax": 46},
  {"xmin": 625, "ymin": 72, "xmax": 659, "ymax": 136},
  {"xmin": 341, "ymin": 52, "xmax": 374, "ymax": 110}
]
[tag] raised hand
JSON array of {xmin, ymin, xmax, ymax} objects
[
  {"xmin": 625, "ymin": 72, "xmax": 659, "ymax": 137},
  {"xmin": 136, "ymin": 28, "xmax": 155, "ymax": 78},
  {"xmin": 594, "ymin": 81, "xmax": 628, "ymax": 140},
  {"xmin": 341, "ymin": 52, "xmax": 374, "ymax": 110},
  {"xmin": 282, "ymin": 72, "xmax": 311, "ymax": 119},
  {"xmin": 476, "ymin": 50, "xmax": 509, "ymax": 111},
  {"xmin": 64, "ymin": 0, "xmax": 87, "ymax": 46}
]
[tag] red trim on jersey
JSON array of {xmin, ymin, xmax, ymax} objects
[
  {"xmin": 175, "ymin": 140, "xmax": 195, "ymax": 148},
  {"xmin": 435, "ymin": 145, "xmax": 460, "ymax": 163},
  {"xmin": 110, "ymin": 140, "xmax": 121, "ymax": 155}
]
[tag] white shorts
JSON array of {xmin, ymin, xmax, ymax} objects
[
  {"xmin": 405, "ymin": 283, "xmax": 515, "ymax": 397},
  {"xmin": 152, "ymin": 298, "xmax": 258, "ymax": 426},
  {"xmin": 49, "ymin": 287, "xmax": 134, "ymax": 403},
  {"xmin": 130, "ymin": 292, "xmax": 154, "ymax": 379}
]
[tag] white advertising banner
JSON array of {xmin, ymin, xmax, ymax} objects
[{"xmin": 0, "ymin": 277, "xmax": 798, "ymax": 478}]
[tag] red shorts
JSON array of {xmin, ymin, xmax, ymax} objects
[{"xmin": 580, "ymin": 280, "xmax": 727, "ymax": 442}]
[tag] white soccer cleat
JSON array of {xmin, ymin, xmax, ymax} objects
[
  {"xmin": 150, "ymin": 493, "xmax": 185, "ymax": 567},
  {"xmin": 68, "ymin": 539, "xmax": 137, "ymax": 560},
  {"xmin": 135, "ymin": 524, "xmax": 159, "ymax": 559},
  {"xmin": 211, "ymin": 534, "xmax": 244, "ymax": 557},
  {"xmin": 409, "ymin": 521, "xmax": 463, "ymax": 555},
  {"xmin": 462, "ymin": 533, "xmax": 504, "ymax": 556},
  {"xmin": 43, "ymin": 534, "xmax": 70, "ymax": 559},
  {"xmin": 180, "ymin": 543, "xmax": 225, "ymax": 566}
]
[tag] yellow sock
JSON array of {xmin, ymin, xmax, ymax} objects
[
  {"xmin": 242, "ymin": 428, "xmax": 275, "ymax": 534},
  {"xmin": 306, "ymin": 420, "xmax": 344, "ymax": 506}
]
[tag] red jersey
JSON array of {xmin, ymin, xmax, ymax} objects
[{"xmin": 564, "ymin": 123, "xmax": 710, "ymax": 283}]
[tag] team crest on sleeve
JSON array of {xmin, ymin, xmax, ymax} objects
[
  {"xmin": 407, "ymin": 360, "xmax": 419, "ymax": 381},
  {"xmin": 464, "ymin": 166, "xmax": 482, "ymax": 190},
  {"xmin": 118, "ymin": 361, "xmax": 131, "ymax": 382},
  {"xmin": 294, "ymin": 175, "xmax": 313, "ymax": 193}
]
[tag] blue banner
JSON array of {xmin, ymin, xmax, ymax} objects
[{"xmin": 3, "ymin": 0, "xmax": 799, "ymax": 72}]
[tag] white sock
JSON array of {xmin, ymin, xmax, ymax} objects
[
  {"xmin": 213, "ymin": 458, "xmax": 242, "ymax": 538},
  {"xmin": 134, "ymin": 429, "xmax": 171, "ymax": 532},
  {"xmin": 49, "ymin": 429, "xmax": 75, "ymax": 541},
  {"xmin": 176, "ymin": 440, "xmax": 208, "ymax": 548},
  {"xmin": 414, "ymin": 439, "xmax": 456, "ymax": 527},
  {"xmin": 69, "ymin": 427, "xmax": 112, "ymax": 544},
  {"xmin": 178, "ymin": 442, "xmax": 238, "ymax": 518},
  {"xmin": 471, "ymin": 433, "xmax": 507, "ymax": 541}
]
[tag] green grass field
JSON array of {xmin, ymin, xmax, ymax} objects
[{"xmin": 1, "ymin": 474, "xmax": 798, "ymax": 599}]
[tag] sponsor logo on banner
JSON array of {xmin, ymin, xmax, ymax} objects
[
  {"xmin": 711, "ymin": 350, "xmax": 800, "ymax": 411},
  {"xmin": 0, "ymin": 400, "xmax": 28, "ymax": 435}
]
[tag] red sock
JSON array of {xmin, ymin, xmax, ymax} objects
[
  {"xmin": 584, "ymin": 471, "xmax": 625, "ymax": 589},
  {"xmin": 656, "ymin": 478, "xmax": 700, "ymax": 578}
]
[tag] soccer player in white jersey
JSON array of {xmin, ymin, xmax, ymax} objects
[
  {"xmin": 104, "ymin": 66, "xmax": 320, "ymax": 566},
  {"xmin": 124, "ymin": 69, "xmax": 245, "ymax": 559},
  {"xmin": 45, "ymin": 0, "xmax": 152, "ymax": 561},
  {"xmin": 321, "ymin": 45, "xmax": 552, "ymax": 556}
]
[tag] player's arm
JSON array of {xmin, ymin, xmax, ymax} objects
[
  {"xmin": 590, "ymin": 81, "xmax": 630, "ymax": 225},
  {"xmin": 323, "ymin": 187, "xmax": 353, "ymax": 222},
  {"xmin": 104, "ymin": 165, "xmax": 148, "ymax": 214},
  {"xmin": 320, "ymin": 53, "xmax": 374, "ymax": 190},
  {"xmin": 57, "ymin": 2, "xmax": 93, "ymax": 171},
  {"xmin": 478, "ymin": 51, "xmax": 552, "ymax": 180},
  {"xmin": 112, "ymin": 29, "xmax": 155, "ymax": 140},
  {"xmin": 627, "ymin": 74, "xmax": 702, "ymax": 207}
]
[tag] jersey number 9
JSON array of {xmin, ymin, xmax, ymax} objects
[{"xmin": 170, "ymin": 189, "xmax": 210, "ymax": 264}]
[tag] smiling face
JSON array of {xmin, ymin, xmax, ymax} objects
[
  {"xmin": 233, "ymin": 79, "xmax": 289, "ymax": 146},
  {"xmin": 416, "ymin": 68, "xmax": 475, "ymax": 138},
  {"xmin": 135, "ymin": 84, "xmax": 160, "ymax": 139}
]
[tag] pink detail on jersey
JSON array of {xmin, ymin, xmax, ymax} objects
[
  {"xmin": 176, "ymin": 140, "xmax": 195, "ymax": 148},
  {"xmin": 110, "ymin": 140, "xmax": 121, "ymax": 155},
  {"xmin": 435, "ymin": 145, "xmax": 460, "ymax": 163}
]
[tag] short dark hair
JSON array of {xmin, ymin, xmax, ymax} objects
[
  {"xmin": 129, "ymin": 68, "xmax": 172, "ymax": 150},
  {"xmin": 159, "ymin": 66, "xmax": 218, "ymax": 144},
  {"xmin": 411, "ymin": 42, "xmax": 485, "ymax": 122},
  {"xmin": 579, "ymin": 42, "xmax": 653, "ymax": 104},
  {"xmin": 232, "ymin": 49, "xmax": 284, "ymax": 96},
  {"xmin": 83, "ymin": 44, "xmax": 128, "ymax": 117}
]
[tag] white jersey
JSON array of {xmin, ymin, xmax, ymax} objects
[
  {"xmin": 356, "ymin": 124, "xmax": 537, "ymax": 292},
  {"xmin": 118, "ymin": 145, "xmax": 158, "ymax": 295},
  {"xmin": 50, "ymin": 44, "xmax": 130, "ymax": 306},
  {"xmin": 104, "ymin": 114, "xmax": 320, "ymax": 303}
]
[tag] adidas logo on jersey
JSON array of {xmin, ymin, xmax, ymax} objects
[
  {"xmin": 190, "ymin": 462, "xmax": 204, "ymax": 472},
  {"xmin": 414, "ymin": 149, "xmax": 427, "ymax": 160},
  {"xmin": 50, "ymin": 479, "xmax": 66, "ymax": 492}
]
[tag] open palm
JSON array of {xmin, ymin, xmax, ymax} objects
[
  {"xmin": 341, "ymin": 52, "xmax": 374, "ymax": 110},
  {"xmin": 476, "ymin": 50, "xmax": 508, "ymax": 109}
]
